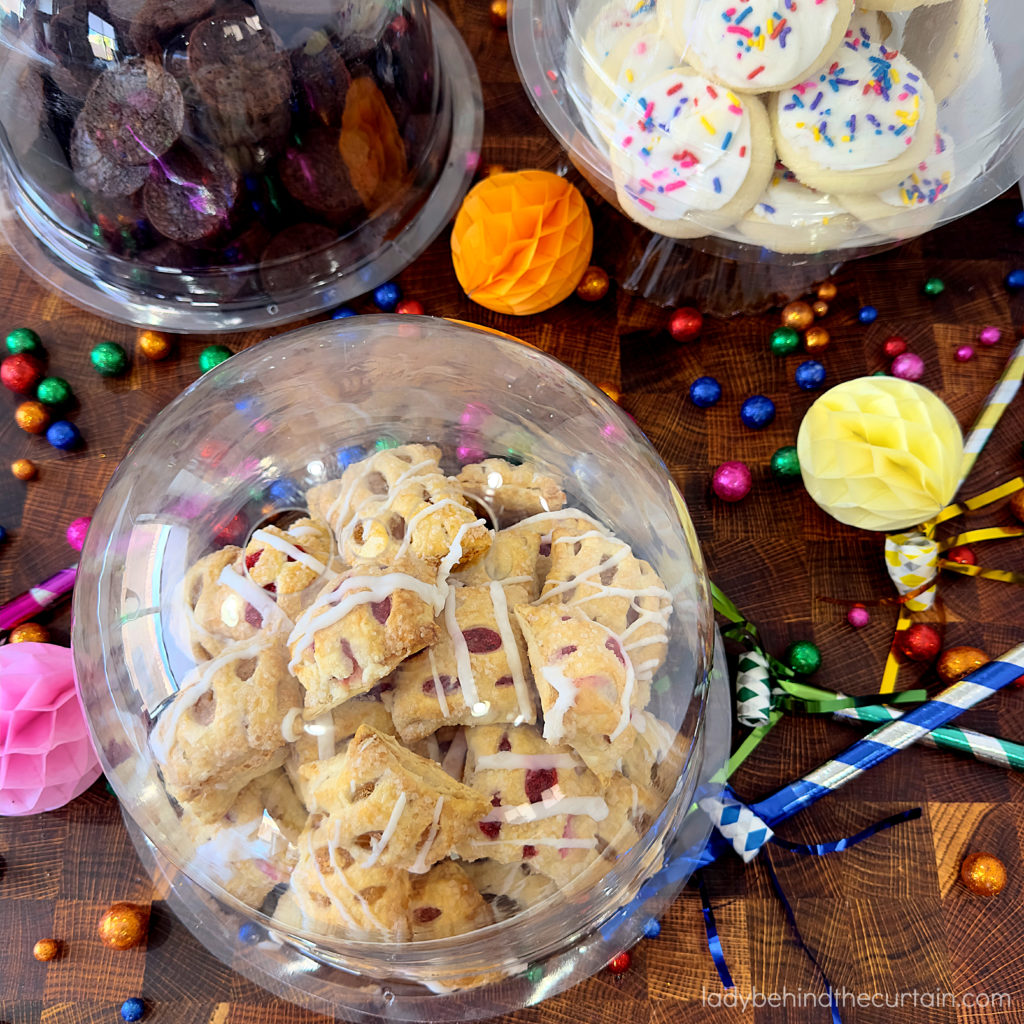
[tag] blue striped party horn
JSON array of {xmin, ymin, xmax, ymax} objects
[
  {"xmin": 700, "ymin": 640, "xmax": 1024, "ymax": 864},
  {"xmin": 601, "ymin": 642, "xmax": 1024, "ymax": 940}
]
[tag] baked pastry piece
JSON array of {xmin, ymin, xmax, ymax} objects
[
  {"xmin": 513, "ymin": 603, "xmax": 642, "ymax": 779},
  {"xmin": 453, "ymin": 526, "xmax": 544, "ymax": 602},
  {"xmin": 182, "ymin": 546, "xmax": 293, "ymax": 659},
  {"xmin": 306, "ymin": 443, "xmax": 490, "ymax": 567},
  {"xmin": 182, "ymin": 768, "xmax": 307, "ymax": 908},
  {"xmin": 540, "ymin": 522, "xmax": 671, "ymax": 684},
  {"xmin": 455, "ymin": 723, "xmax": 611, "ymax": 887},
  {"xmin": 460, "ymin": 859, "xmax": 558, "ymax": 921},
  {"xmin": 287, "ymin": 558, "xmax": 441, "ymax": 716},
  {"xmin": 242, "ymin": 517, "xmax": 333, "ymax": 620},
  {"xmin": 390, "ymin": 581, "xmax": 537, "ymax": 743},
  {"xmin": 150, "ymin": 644, "xmax": 302, "ymax": 821},
  {"xmin": 288, "ymin": 814, "xmax": 413, "ymax": 939},
  {"xmin": 302, "ymin": 725, "xmax": 490, "ymax": 872},
  {"xmin": 456, "ymin": 457, "xmax": 566, "ymax": 528},
  {"xmin": 619, "ymin": 709, "xmax": 690, "ymax": 799},
  {"xmin": 409, "ymin": 860, "xmax": 495, "ymax": 940},
  {"xmin": 284, "ymin": 690, "xmax": 397, "ymax": 807}
]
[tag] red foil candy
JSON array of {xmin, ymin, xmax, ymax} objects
[
  {"xmin": 669, "ymin": 307, "xmax": 703, "ymax": 343},
  {"xmin": 1, "ymin": 353, "xmax": 44, "ymax": 395},
  {"xmin": 897, "ymin": 623, "xmax": 941, "ymax": 662},
  {"xmin": 946, "ymin": 546, "xmax": 976, "ymax": 565}
]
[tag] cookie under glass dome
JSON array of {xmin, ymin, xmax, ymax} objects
[
  {"xmin": 72, "ymin": 316, "xmax": 730, "ymax": 1022},
  {"xmin": 510, "ymin": 0, "xmax": 1024, "ymax": 309},
  {"xmin": 0, "ymin": 1, "xmax": 482, "ymax": 332}
]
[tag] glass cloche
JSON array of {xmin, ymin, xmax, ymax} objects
[
  {"xmin": 72, "ymin": 316, "xmax": 731, "ymax": 1021},
  {"xmin": 0, "ymin": 1, "xmax": 482, "ymax": 331},
  {"xmin": 510, "ymin": 0, "xmax": 1024, "ymax": 306}
]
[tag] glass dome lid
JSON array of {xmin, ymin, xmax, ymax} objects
[
  {"xmin": 0, "ymin": 1, "xmax": 482, "ymax": 331},
  {"xmin": 72, "ymin": 315, "xmax": 729, "ymax": 1020},
  {"xmin": 510, "ymin": 0, "xmax": 1024, "ymax": 264}
]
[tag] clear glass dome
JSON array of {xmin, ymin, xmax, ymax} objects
[
  {"xmin": 72, "ymin": 316, "xmax": 729, "ymax": 1020},
  {"xmin": 0, "ymin": 2, "xmax": 482, "ymax": 332},
  {"xmin": 511, "ymin": 0, "xmax": 1024, "ymax": 272}
]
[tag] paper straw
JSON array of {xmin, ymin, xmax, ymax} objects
[
  {"xmin": 834, "ymin": 703, "xmax": 1024, "ymax": 773},
  {"xmin": 0, "ymin": 565, "xmax": 77, "ymax": 632},
  {"xmin": 957, "ymin": 339, "xmax": 1024, "ymax": 491}
]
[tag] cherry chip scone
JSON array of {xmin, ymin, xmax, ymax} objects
[{"xmin": 149, "ymin": 444, "xmax": 688, "ymax": 978}]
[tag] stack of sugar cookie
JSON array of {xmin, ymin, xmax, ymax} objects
[{"xmin": 573, "ymin": 0, "xmax": 985, "ymax": 252}]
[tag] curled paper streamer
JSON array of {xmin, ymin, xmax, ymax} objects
[
  {"xmin": 450, "ymin": 170, "xmax": 594, "ymax": 316},
  {"xmin": 0, "ymin": 643, "xmax": 102, "ymax": 815},
  {"xmin": 797, "ymin": 377, "xmax": 963, "ymax": 532},
  {"xmin": 735, "ymin": 649, "xmax": 772, "ymax": 728},
  {"xmin": 883, "ymin": 531, "xmax": 939, "ymax": 611}
]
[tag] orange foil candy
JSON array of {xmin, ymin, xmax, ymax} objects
[{"xmin": 451, "ymin": 170, "xmax": 594, "ymax": 316}]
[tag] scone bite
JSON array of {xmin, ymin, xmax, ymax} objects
[
  {"xmin": 660, "ymin": 0, "xmax": 855, "ymax": 94},
  {"xmin": 610, "ymin": 68, "xmax": 774, "ymax": 237},
  {"xmin": 770, "ymin": 19, "xmax": 937, "ymax": 195},
  {"xmin": 302, "ymin": 725, "xmax": 490, "ymax": 873},
  {"xmin": 287, "ymin": 558, "xmax": 441, "ymax": 717}
]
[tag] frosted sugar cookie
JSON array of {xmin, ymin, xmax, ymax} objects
[
  {"xmin": 837, "ymin": 129, "xmax": 955, "ymax": 235},
  {"xmin": 660, "ymin": 0, "xmax": 856, "ymax": 94},
  {"xmin": 584, "ymin": 24, "xmax": 680, "ymax": 141},
  {"xmin": 610, "ymin": 67, "xmax": 774, "ymax": 236},
  {"xmin": 770, "ymin": 18, "xmax": 937, "ymax": 195},
  {"xmin": 901, "ymin": 0, "xmax": 985, "ymax": 101},
  {"xmin": 736, "ymin": 163, "xmax": 859, "ymax": 252}
]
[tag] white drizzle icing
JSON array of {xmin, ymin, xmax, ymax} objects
[
  {"xmin": 427, "ymin": 646, "xmax": 450, "ymax": 718},
  {"xmin": 510, "ymin": 508, "xmax": 605, "ymax": 534},
  {"xmin": 435, "ymin": 518, "xmax": 487, "ymax": 589},
  {"xmin": 337, "ymin": 459, "xmax": 438, "ymax": 551},
  {"xmin": 361, "ymin": 792, "xmax": 408, "ymax": 868},
  {"xmin": 540, "ymin": 665, "xmax": 578, "ymax": 744},
  {"xmin": 469, "ymin": 836, "xmax": 597, "ymax": 850},
  {"xmin": 393, "ymin": 498, "xmax": 467, "ymax": 560},
  {"xmin": 149, "ymin": 639, "xmax": 266, "ymax": 763},
  {"xmin": 443, "ymin": 587, "xmax": 481, "ymax": 711},
  {"xmin": 594, "ymin": 620, "xmax": 636, "ymax": 741},
  {"xmin": 484, "ymin": 790, "xmax": 609, "ymax": 824},
  {"xmin": 217, "ymin": 565, "xmax": 293, "ymax": 632},
  {"xmin": 305, "ymin": 711, "xmax": 338, "ymax": 761},
  {"xmin": 475, "ymin": 752, "xmax": 579, "ymax": 772},
  {"xmin": 281, "ymin": 707, "xmax": 305, "ymax": 743},
  {"xmin": 287, "ymin": 571, "xmax": 440, "ymax": 672},
  {"xmin": 488, "ymin": 580, "xmax": 532, "ymax": 725},
  {"xmin": 409, "ymin": 796, "xmax": 445, "ymax": 874},
  {"xmin": 249, "ymin": 528, "xmax": 327, "ymax": 575}
]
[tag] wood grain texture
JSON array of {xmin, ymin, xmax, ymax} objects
[{"xmin": 2, "ymin": 1, "xmax": 1024, "ymax": 1021}]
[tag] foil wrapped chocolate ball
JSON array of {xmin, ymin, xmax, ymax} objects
[
  {"xmin": 9, "ymin": 622, "xmax": 50, "ymax": 644},
  {"xmin": 669, "ymin": 307, "xmax": 703, "ymax": 343},
  {"xmin": 2, "ymin": 353, "xmax": 44, "ymax": 395},
  {"xmin": 98, "ymin": 902, "xmax": 149, "ymax": 950},
  {"xmin": 960, "ymin": 852, "xmax": 1006, "ymax": 897},
  {"xmin": 897, "ymin": 623, "xmax": 941, "ymax": 662},
  {"xmin": 15, "ymin": 401, "xmax": 50, "ymax": 434},
  {"xmin": 33, "ymin": 938, "xmax": 60, "ymax": 962},
  {"xmin": 781, "ymin": 301, "xmax": 814, "ymax": 331},
  {"xmin": 576, "ymin": 266, "xmax": 610, "ymax": 302},
  {"xmin": 936, "ymin": 646, "xmax": 990, "ymax": 685}
]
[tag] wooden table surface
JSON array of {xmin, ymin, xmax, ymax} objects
[{"xmin": 3, "ymin": 3, "xmax": 1024, "ymax": 1022}]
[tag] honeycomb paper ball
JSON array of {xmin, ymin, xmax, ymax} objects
[
  {"xmin": 450, "ymin": 170, "xmax": 594, "ymax": 316},
  {"xmin": 0, "ymin": 643, "xmax": 102, "ymax": 815},
  {"xmin": 796, "ymin": 377, "xmax": 963, "ymax": 532}
]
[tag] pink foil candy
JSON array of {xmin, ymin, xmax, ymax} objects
[{"xmin": 0, "ymin": 642, "xmax": 102, "ymax": 815}]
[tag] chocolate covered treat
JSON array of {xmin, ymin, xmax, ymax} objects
[
  {"xmin": 81, "ymin": 57, "xmax": 184, "ymax": 165},
  {"xmin": 143, "ymin": 145, "xmax": 239, "ymax": 242},
  {"xmin": 70, "ymin": 122, "xmax": 149, "ymax": 196}
]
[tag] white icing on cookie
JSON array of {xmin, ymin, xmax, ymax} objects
[
  {"xmin": 613, "ymin": 68, "xmax": 755, "ymax": 217},
  {"xmin": 749, "ymin": 164, "xmax": 849, "ymax": 225},
  {"xmin": 682, "ymin": 0, "xmax": 844, "ymax": 91},
  {"xmin": 580, "ymin": 0, "xmax": 658, "ymax": 65},
  {"xmin": 775, "ymin": 18, "xmax": 929, "ymax": 172},
  {"xmin": 876, "ymin": 129, "xmax": 954, "ymax": 209}
]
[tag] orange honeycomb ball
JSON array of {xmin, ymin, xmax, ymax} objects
[{"xmin": 451, "ymin": 171, "xmax": 593, "ymax": 316}]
